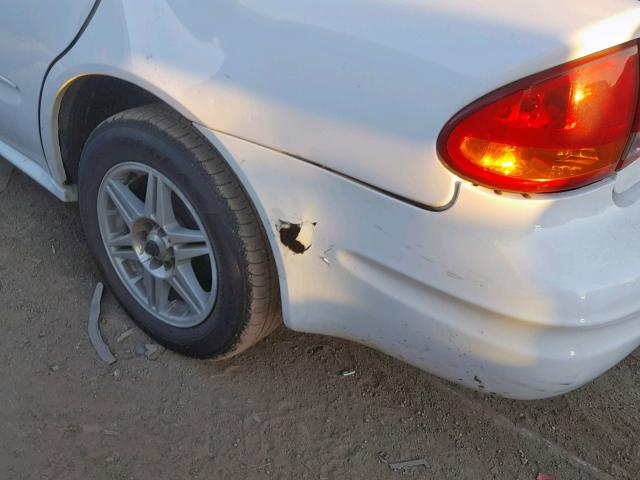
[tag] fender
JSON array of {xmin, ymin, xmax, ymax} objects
[{"xmin": 41, "ymin": 0, "xmax": 640, "ymax": 210}]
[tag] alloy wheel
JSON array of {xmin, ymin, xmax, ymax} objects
[{"xmin": 97, "ymin": 162, "xmax": 217, "ymax": 328}]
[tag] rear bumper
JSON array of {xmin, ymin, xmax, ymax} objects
[{"xmin": 198, "ymin": 125, "xmax": 640, "ymax": 400}]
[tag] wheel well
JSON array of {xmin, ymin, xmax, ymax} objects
[{"xmin": 58, "ymin": 76, "xmax": 159, "ymax": 184}]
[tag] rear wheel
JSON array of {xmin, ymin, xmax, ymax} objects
[{"xmin": 78, "ymin": 104, "xmax": 281, "ymax": 358}]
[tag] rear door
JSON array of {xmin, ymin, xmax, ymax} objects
[{"xmin": 0, "ymin": 0, "xmax": 97, "ymax": 169}]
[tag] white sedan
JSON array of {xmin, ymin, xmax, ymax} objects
[{"xmin": 1, "ymin": 0, "xmax": 640, "ymax": 399}]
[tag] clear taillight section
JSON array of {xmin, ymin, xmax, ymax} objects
[{"xmin": 438, "ymin": 42, "xmax": 640, "ymax": 193}]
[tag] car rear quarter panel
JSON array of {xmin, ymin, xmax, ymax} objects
[{"xmin": 42, "ymin": 0, "xmax": 640, "ymax": 206}]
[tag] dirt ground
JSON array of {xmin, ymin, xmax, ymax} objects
[{"xmin": 1, "ymin": 166, "xmax": 639, "ymax": 480}]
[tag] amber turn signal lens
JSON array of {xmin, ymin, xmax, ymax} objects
[{"xmin": 438, "ymin": 43, "xmax": 640, "ymax": 193}]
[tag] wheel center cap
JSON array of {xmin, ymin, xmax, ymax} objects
[
  {"xmin": 143, "ymin": 230, "xmax": 170, "ymax": 261},
  {"xmin": 144, "ymin": 239, "xmax": 161, "ymax": 257}
]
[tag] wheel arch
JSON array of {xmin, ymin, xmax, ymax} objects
[
  {"xmin": 56, "ymin": 75, "xmax": 158, "ymax": 184},
  {"xmin": 51, "ymin": 73, "xmax": 293, "ymax": 326}
]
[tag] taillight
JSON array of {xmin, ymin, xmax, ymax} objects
[{"xmin": 438, "ymin": 42, "xmax": 640, "ymax": 193}]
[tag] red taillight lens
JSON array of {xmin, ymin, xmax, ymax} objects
[{"xmin": 439, "ymin": 43, "xmax": 640, "ymax": 193}]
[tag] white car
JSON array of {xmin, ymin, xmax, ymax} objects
[{"xmin": 2, "ymin": 1, "xmax": 640, "ymax": 399}]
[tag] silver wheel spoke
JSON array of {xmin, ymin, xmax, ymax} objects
[
  {"xmin": 111, "ymin": 248, "xmax": 139, "ymax": 261},
  {"xmin": 145, "ymin": 173, "xmax": 176, "ymax": 227},
  {"xmin": 169, "ymin": 265, "xmax": 208, "ymax": 315},
  {"xmin": 165, "ymin": 225, "xmax": 207, "ymax": 245},
  {"xmin": 144, "ymin": 270, "xmax": 170, "ymax": 312},
  {"xmin": 108, "ymin": 232, "xmax": 133, "ymax": 248},
  {"xmin": 106, "ymin": 179, "xmax": 144, "ymax": 228},
  {"xmin": 174, "ymin": 244, "xmax": 210, "ymax": 263}
]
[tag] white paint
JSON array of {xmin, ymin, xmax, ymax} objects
[
  {"xmin": 199, "ymin": 125, "xmax": 640, "ymax": 399},
  {"xmin": 0, "ymin": 138, "xmax": 76, "ymax": 201},
  {"xmin": 41, "ymin": 0, "xmax": 640, "ymax": 205},
  {"xmin": 1, "ymin": 0, "xmax": 639, "ymax": 398},
  {"xmin": 0, "ymin": 0, "xmax": 96, "ymax": 169}
]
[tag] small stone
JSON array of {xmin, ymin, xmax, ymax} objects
[
  {"xmin": 144, "ymin": 343, "xmax": 160, "ymax": 360},
  {"xmin": 518, "ymin": 450, "xmax": 529, "ymax": 465},
  {"xmin": 49, "ymin": 365, "xmax": 60, "ymax": 372},
  {"xmin": 116, "ymin": 328, "xmax": 135, "ymax": 343},
  {"xmin": 112, "ymin": 369, "xmax": 121, "ymax": 380}
]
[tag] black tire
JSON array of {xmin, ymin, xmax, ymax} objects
[{"xmin": 78, "ymin": 104, "xmax": 281, "ymax": 358}]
